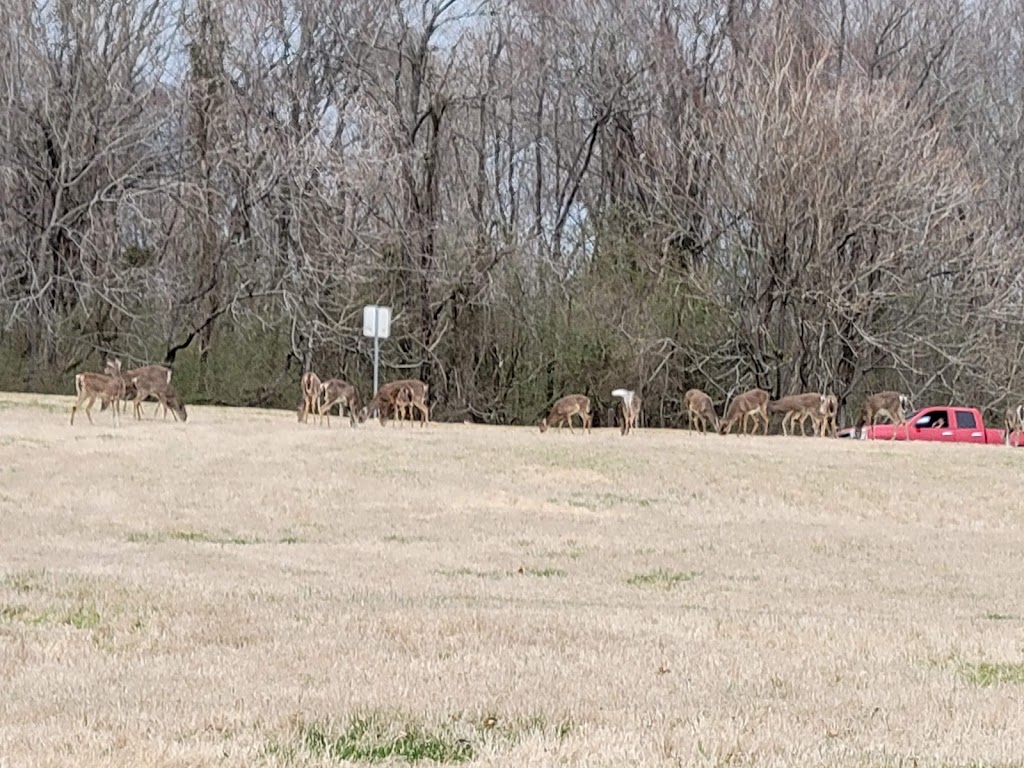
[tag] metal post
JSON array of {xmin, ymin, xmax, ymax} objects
[
  {"xmin": 373, "ymin": 329, "xmax": 380, "ymax": 395},
  {"xmin": 372, "ymin": 309, "xmax": 380, "ymax": 397}
]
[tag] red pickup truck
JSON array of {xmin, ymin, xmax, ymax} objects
[{"xmin": 839, "ymin": 405, "xmax": 1023, "ymax": 445}]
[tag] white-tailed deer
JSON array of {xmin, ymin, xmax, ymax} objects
[
  {"xmin": 611, "ymin": 388, "xmax": 642, "ymax": 435},
  {"xmin": 719, "ymin": 388, "xmax": 770, "ymax": 436},
  {"xmin": 360, "ymin": 379, "xmax": 429, "ymax": 427},
  {"xmin": 1004, "ymin": 404, "xmax": 1024, "ymax": 447},
  {"xmin": 768, "ymin": 392, "xmax": 824, "ymax": 436},
  {"xmin": 101, "ymin": 364, "xmax": 185, "ymax": 421},
  {"xmin": 392, "ymin": 384, "xmax": 416, "ymax": 427},
  {"xmin": 683, "ymin": 388, "xmax": 719, "ymax": 435},
  {"xmin": 539, "ymin": 394, "xmax": 592, "ymax": 434},
  {"xmin": 319, "ymin": 379, "xmax": 360, "ymax": 428},
  {"xmin": 299, "ymin": 372, "xmax": 322, "ymax": 424},
  {"xmin": 859, "ymin": 391, "xmax": 912, "ymax": 440},
  {"xmin": 818, "ymin": 394, "xmax": 839, "ymax": 438},
  {"xmin": 70, "ymin": 359, "xmax": 127, "ymax": 427},
  {"xmin": 126, "ymin": 365, "xmax": 186, "ymax": 422}
]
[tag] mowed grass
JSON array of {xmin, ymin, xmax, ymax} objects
[{"xmin": 1, "ymin": 390, "xmax": 1024, "ymax": 767}]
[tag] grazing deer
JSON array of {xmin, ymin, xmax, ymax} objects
[
  {"xmin": 360, "ymin": 379, "xmax": 429, "ymax": 427},
  {"xmin": 859, "ymin": 391, "xmax": 912, "ymax": 440},
  {"xmin": 299, "ymin": 372, "xmax": 322, "ymax": 424},
  {"xmin": 70, "ymin": 359, "xmax": 127, "ymax": 427},
  {"xmin": 126, "ymin": 365, "xmax": 186, "ymax": 422},
  {"xmin": 539, "ymin": 394, "xmax": 592, "ymax": 434},
  {"xmin": 719, "ymin": 388, "xmax": 770, "ymax": 436},
  {"xmin": 155, "ymin": 382, "xmax": 188, "ymax": 422},
  {"xmin": 611, "ymin": 388, "xmax": 642, "ymax": 435},
  {"xmin": 1004, "ymin": 404, "xmax": 1024, "ymax": 447},
  {"xmin": 683, "ymin": 388, "xmax": 719, "ymax": 435},
  {"xmin": 818, "ymin": 393, "xmax": 839, "ymax": 438},
  {"xmin": 768, "ymin": 392, "xmax": 824, "ymax": 436},
  {"xmin": 319, "ymin": 379, "xmax": 360, "ymax": 428},
  {"xmin": 101, "ymin": 364, "xmax": 184, "ymax": 422}
]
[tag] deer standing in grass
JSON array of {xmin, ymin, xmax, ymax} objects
[
  {"xmin": 318, "ymin": 379, "xmax": 360, "ymax": 428},
  {"xmin": 539, "ymin": 394, "xmax": 592, "ymax": 434},
  {"xmin": 612, "ymin": 388, "xmax": 642, "ymax": 435},
  {"xmin": 70, "ymin": 359, "xmax": 127, "ymax": 427},
  {"xmin": 360, "ymin": 380, "xmax": 429, "ymax": 427},
  {"xmin": 1004, "ymin": 404, "xmax": 1024, "ymax": 447},
  {"xmin": 768, "ymin": 392, "xmax": 824, "ymax": 436},
  {"xmin": 100, "ymin": 364, "xmax": 187, "ymax": 422},
  {"xmin": 817, "ymin": 394, "xmax": 839, "ymax": 438},
  {"xmin": 719, "ymin": 388, "xmax": 770, "ymax": 436},
  {"xmin": 859, "ymin": 391, "xmax": 913, "ymax": 440},
  {"xmin": 683, "ymin": 388, "xmax": 719, "ymax": 435},
  {"xmin": 298, "ymin": 372, "xmax": 322, "ymax": 424},
  {"xmin": 127, "ymin": 365, "xmax": 187, "ymax": 422}
]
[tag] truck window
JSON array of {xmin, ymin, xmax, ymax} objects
[
  {"xmin": 955, "ymin": 411, "xmax": 977, "ymax": 429},
  {"xmin": 915, "ymin": 411, "xmax": 949, "ymax": 429}
]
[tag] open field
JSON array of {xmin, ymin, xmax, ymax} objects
[{"xmin": 2, "ymin": 391, "xmax": 1024, "ymax": 767}]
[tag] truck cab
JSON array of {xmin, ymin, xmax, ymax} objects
[{"xmin": 853, "ymin": 406, "xmax": 1005, "ymax": 444}]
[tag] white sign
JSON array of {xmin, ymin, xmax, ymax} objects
[{"xmin": 362, "ymin": 305, "xmax": 391, "ymax": 338}]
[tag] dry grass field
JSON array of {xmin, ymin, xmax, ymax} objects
[{"xmin": 2, "ymin": 391, "xmax": 1024, "ymax": 768}]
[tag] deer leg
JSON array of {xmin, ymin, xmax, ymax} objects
[
  {"xmin": 70, "ymin": 393, "xmax": 87, "ymax": 425},
  {"xmin": 412, "ymin": 400, "xmax": 427, "ymax": 427}
]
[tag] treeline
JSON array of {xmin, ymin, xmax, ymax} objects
[{"xmin": 2, "ymin": 0, "xmax": 1024, "ymax": 427}]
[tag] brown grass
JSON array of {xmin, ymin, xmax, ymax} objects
[{"xmin": 2, "ymin": 391, "xmax": 1024, "ymax": 767}]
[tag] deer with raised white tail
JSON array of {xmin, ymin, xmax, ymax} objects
[{"xmin": 611, "ymin": 388, "xmax": 642, "ymax": 435}]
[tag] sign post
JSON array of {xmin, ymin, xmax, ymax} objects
[{"xmin": 362, "ymin": 304, "xmax": 391, "ymax": 395}]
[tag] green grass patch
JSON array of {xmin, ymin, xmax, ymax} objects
[
  {"xmin": 959, "ymin": 661, "xmax": 1024, "ymax": 687},
  {"xmin": 63, "ymin": 604, "xmax": 102, "ymax": 630},
  {"xmin": 127, "ymin": 530, "xmax": 265, "ymax": 545},
  {"xmin": 0, "ymin": 604, "xmax": 29, "ymax": 622},
  {"xmin": 521, "ymin": 567, "xmax": 566, "ymax": 578},
  {"xmin": 564, "ymin": 492, "xmax": 655, "ymax": 510},
  {"xmin": 266, "ymin": 716, "xmax": 473, "ymax": 764},
  {"xmin": 488, "ymin": 713, "xmax": 574, "ymax": 742},
  {"xmin": 627, "ymin": 569, "xmax": 700, "ymax": 590}
]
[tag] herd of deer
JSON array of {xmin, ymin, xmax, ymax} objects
[
  {"xmin": 296, "ymin": 372, "xmax": 431, "ymax": 428},
  {"xmin": 69, "ymin": 359, "xmax": 187, "ymax": 426},
  {"xmin": 70, "ymin": 357, "xmax": 1024, "ymax": 445},
  {"xmin": 539, "ymin": 387, "xmax": 915, "ymax": 439}
]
